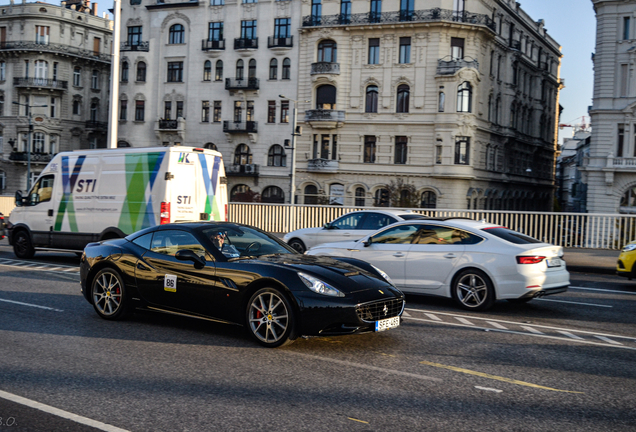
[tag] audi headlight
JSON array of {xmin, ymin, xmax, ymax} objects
[
  {"xmin": 623, "ymin": 244, "xmax": 636, "ymax": 252},
  {"xmin": 298, "ymin": 272, "xmax": 344, "ymax": 297},
  {"xmin": 371, "ymin": 264, "xmax": 394, "ymax": 286}
]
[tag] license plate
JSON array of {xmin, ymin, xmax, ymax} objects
[
  {"xmin": 375, "ymin": 316, "xmax": 400, "ymax": 332},
  {"xmin": 547, "ymin": 258, "xmax": 562, "ymax": 268}
]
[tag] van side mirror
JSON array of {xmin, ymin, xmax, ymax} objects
[
  {"xmin": 15, "ymin": 191, "xmax": 23, "ymax": 207},
  {"xmin": 175, "ymin": 249, "xmax": 206, "ymax": 269}
]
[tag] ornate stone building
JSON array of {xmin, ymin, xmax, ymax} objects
[
  {"xmin": 0, "ymin": 0, "xmax": 112, "ymax": 194},
  {"xmin": 295, "ymin": 0, "xmax": 562, "ymax": 210}
]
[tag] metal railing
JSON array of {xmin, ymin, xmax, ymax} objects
[
  {"xmin": 268, "ymin": 36, "xmax": 293, "ymax": 48},
  {"xmin": 8, "ymin": 152, "xmax": 53, "ymax": 163},
  {"xmin": 0, "ymin": 41, "xmax": 111, "ymax": 63},
  {"xmin": 121, "ymin": 41, "xmax": 150, "ymax": 52},
  {"xmin": 225, "ymin": 77, "xmax": 259, "ymax": 90},
  {"xmin": 223, "ymin": 121, "xmax": 257, "ymax": 133},
  {"xmin": 305, "ymin": 109, "xmax": 346, "ymax": 122},
  {"xmin": 158, "ymin": 119, "xmax": 178, "ymax": 129},
  {"xmin": 310, "ymin": 62, "xmax": 340, "ymax": 75},
  {"xmin": 202, "ymin": 39, "xmax": 225, "ymax": 50},
  {"xmin": 13, "ymin": 77, "xmax": 68, "ymax": 89},
  {"xmin": 437, "ymin": 56, "xmax": 479, "ymax": 75},
  {"xmin": 85, "ymin": 120, "xmax": 108, "ymax": 129},
  {"xmin": 234, "ymin": 38, "xmax": 258, "ymax": 49}
]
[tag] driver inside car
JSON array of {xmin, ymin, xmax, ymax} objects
[{"xmin": 211, "ymin": 232, "xmax": 240, "ymax": 258}]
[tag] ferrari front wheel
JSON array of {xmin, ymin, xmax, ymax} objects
[{"xmin": 246, "ymin": 288, "xmax": 296, "ymax": 348}]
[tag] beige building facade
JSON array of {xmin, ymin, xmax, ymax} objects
[{"xmin": 295, "ymin": 0, "xmax": 562, "ymax": 210}]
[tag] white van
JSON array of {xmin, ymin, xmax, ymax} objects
[{"xmin": 7, "ymin": 146, "xmax": 228, "ymax": 258}]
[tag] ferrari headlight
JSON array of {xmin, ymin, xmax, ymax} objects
[
  {"xmin": 623, "ymin": 244, "xmax": 636, "ymax": 252},
  {"xmin": 371, "ymin": 264, "xmax": 394, "ymax": 286},
  {"xmin": 298, "ymin": 272, "xmax": 344, "ymax": 297}
]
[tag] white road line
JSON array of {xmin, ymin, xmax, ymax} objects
[
  {"xmin": 569, "ymin": 286, "xmax": 636, "ymax": 296},
  {"xmin": 486, "ymin": 321, "xmax": 508, "ymax": 330},
  {"xmin": 455, "ymin": 317, "xmax": 474, "ymax": 325},
  {"xmin": 402, "ymin": 311, "xmax": 411, "ymax": 317},
  {"xmin": 557, "ymin": 331, "xmax": 585, "ymax": 341},
  {"xmin": 0, "ymin": 298, "xmax": 63, "ymax": 312},
  {"xmin": 520, "ymin": 326, "xmax": 544, "ymax": 335},
  {"xmin": 535, "ymin": 298, "xmax": 613, "ymax": 308},
  {"xmin": 475, "ymin": 386, "xmax": 503, "ymax": 393},
  {"xmin": 0, "ymin": 390, "xmax": 130, "ymax": 432},
  {"xmin": 424, "ymin": 313, "xmax": 442, "ymax": 321},
  {"xmin": 594, "ymin": 335, "xmax": 622, "ymax": 345}
]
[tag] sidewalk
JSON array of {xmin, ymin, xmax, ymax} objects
[{"xmin": 563, "ymin": 248, "xmax": 617, "ymax": 275}]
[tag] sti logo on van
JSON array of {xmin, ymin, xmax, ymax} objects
[
  {"xmin": 178, "ymin": 153, "xmax": 194, "ymax": 164},
  {"xmin": 76, "ymin": 179, "xmax": 97, "ymax": 193}
]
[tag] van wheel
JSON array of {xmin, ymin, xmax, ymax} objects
[{"xmin": 13, "ymin": 231, "xmax": 35, "ymax": 259}]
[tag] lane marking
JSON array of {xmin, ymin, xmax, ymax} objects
[
  {"xmin": 569, "ymin": 286, "xmax": 636, "ymax": 296},
  {"xmin": 0, "ymin": 389, "xmax": 130, "ymax": 432},
  {"xmin": 455, "ymin": 317, "xmax": 474, "ymax": 325},
  {"xmin": 486, "ymin": 321, "xmax": 508, "ymax": 330},
  {"xmin": 535, "ymin": 298, "xmax": 612, "ymax": 308},
  {"xmin": 594, "ymin": 335, "xmax": 622, "ymax": 345},
  {"xmin": 419, "ymin": 361, "xmax": 583, "ymax": 394},
  {"xmin": 0, "ymin": 298, "xmax": 63, "ymax": 312},
  {"xmin": 475, "ymin": 386, "xmax": 503, "ymax": 393},
  {"xmin": 520, "ymin": 326, "xmax": 544, "ymax": 335},
  {"xmin": 557, "ymin": 331, "xmax": 585, "ymax": 341},
  {"xmin": 348, "ymin": 418, "xmax": 369, "ymax": 424},
  {"xmin": 424, "ymin": 313, "xmax": 442, "ymax": 321}
]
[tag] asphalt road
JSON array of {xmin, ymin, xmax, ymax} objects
[{"xmin": 0, "ymin": 242, "xmax": 635, "ymax": 431}]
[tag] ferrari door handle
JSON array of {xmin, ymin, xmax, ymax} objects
[
  {"xmin": 393, "ymin": 252, "xmax": 405, "ymax": 257},
  {"xmin": 444, "ymin": 253, "xmax": 456, "ymax": 259}
]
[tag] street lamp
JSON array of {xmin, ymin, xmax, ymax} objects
[
  {"xmin": 279, "ymin": 95, "xmax": 302, "ymax": 205},
  {"xmin": 13, "ymin": 101, "xmax": 47, "ymax": 191}
]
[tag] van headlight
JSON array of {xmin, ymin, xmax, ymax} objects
[
  {"xmin": 371, "ymin": 264, "xmax": 394, "ymax": 286},
  {"xmin": 298, "ymin": 272, "xmax": 344, "ymax": 297}
]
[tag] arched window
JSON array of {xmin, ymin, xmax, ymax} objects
[
  {"xmin": 234, "ymin": 143, "xmax": 252, "ymax": 165},
  {"xmin": 90, "ymin": 102, "xmax": 98, "ymax": 121},
  {"xmin": 374, "ymin": 188, "xmax": 389, "ymax": 207},
  {"xmin": 317, "ymin": 40, "xmax": 337, "ymax": 62},
  {"xmin": 282, "ymin": 58, "xmax": 291, "ymax": 80},
  {"xmin": 457, "ymin": 81, "xmax": 472, "ymax": 112},
  {"xmin": 230, "ymin": 184, "xmax": 252, "ymax": 202},
  {"xmin": 117, "ymin": 140, "xmax": 131, "ymax": 148},
  {"xmin": 204, "ymin": 142, "xmax": 217, "ymax": 150},
  {"xmin": 121, "ymin": 61, "xmax": 129, "ymax": 82},
  {"xmin": 267, "ymin": 145, "xmax": 286, "ymax": 166},
  {"xmin": 73, "ymin": 67, "xmax": 81, "ymax": 86},
  {"xmin": 316, "ymin": 85, "xmax": 336, "ymax": 109},
  {"xmin": 365, "ymin": 85, "xmax": 378, "ymax": 113},
  {"xmin": 73, "ymin": 99, "xmax": 81, "ymax": 115},
  {"xmin": 248, "ymin": 59, "xmax": 256, "ymax": 78},
  {"xmin": 355, "ymin": 187, "xmax": 366, "ymax": 206},
  {"xmin": 169, "ymin": 24, "xmax": 185, "ymax": 44},
  {"xmin": 304, "ymin": 184, "xmax": 318, "ymax": 205},
  {"xmin": 236, "ymin": 59, "xmax": 244, "ymax": 80},
  {"xmin": 421, "ymin": 191, "xmax": 437, "ymax": 209},
  {"xmin": 215, "ymin": 60, "xmax": 223, "ymax": 81},
  {"xmin": 136, "ymin": 62, "xmax": 146, "ymax": 82},
  {"xmin": 203, "ymin": 60, "xmax": 212, "ymax": 81},
  {"xmin": 396, "ymin": 84, "xmax": 409, "ymax": 113},
  {"xmin": 262, "ymin": 186, "xmax": 285, "ymax": 203},
  {"xmin": 269, "ymin": 58, "xmax": 278, "ymax": 80}
]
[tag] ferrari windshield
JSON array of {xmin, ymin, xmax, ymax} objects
[{"xmin": 199, "ymin": 225, "xmax": 295, "ymax": 258}]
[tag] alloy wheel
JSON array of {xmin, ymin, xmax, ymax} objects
[
  {"xmin": 93, "ymin": 271, "xmax": 123, "ymax": 317},
  {"xmin": 456, "ymin": 273, "xmax": 488, "ymax": 308},
  {"xmin": 248, "ymin": 291, "xmax": 289, "ymax": 344}
]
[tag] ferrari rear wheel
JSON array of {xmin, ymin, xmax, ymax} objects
[
  {"xmin": 91, "ymin": 268, "xmax": 131, "ymax": 320},
  {"xmin": 247, "ymin": 288, "xmax": 296, "ymax": 348},
  {"xmin": 451, "ymin": 268, "xmax": 495, "ymax": 311}
]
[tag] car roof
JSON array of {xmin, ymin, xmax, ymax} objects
[
  {"xmin": 338, "ymin": 209, "xmax": 425, "ymax": 220},
  {"xmin": 387, "ymin": 218, "xmax": 500, "ymax": 230}
]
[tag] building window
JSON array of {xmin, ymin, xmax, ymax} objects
[
  {"xmin": 399, "ymin": 37, "xmax": 411, "ymax": 63},
  {"xmin": 304, "ymin": 184, "xmax": 318, "ymax": 204},
  {"xmin": 241, "ymin": 20, "xmax": 257, "ymax": 39},
  {"xmin": 317, "ymin": 40, "xmax": 337, "ymax": 62},
  {"xmin": 209, "ymin": 22, "xmax": 223, "ymax": 41},
  {"xmin": 262, "ymin": 186, "xmax": 285, "ymax": 204},
  {"xmin": 438, "ymin": 92, "xmax": 445, "ymax": 112},
  {"xmin": 136, "ymin": 62, "xmax": 146, "ymax": 82},
  {"xmin": 127, "ymin": 26, "xmax": 142, "ymax": 46},
  {"xmin": 176, "ymin": 101, "xmax": 184, "ymax": 119},
  {"xmin": 312, "ymin": 134, "xmax": 338, "ymax": 160},
  {"xmin": 50, "ymin": 97, "xmax": 56, "ymax": 118},
  {"xmin": 203, "ymin": 60, "xmax": 212, "ymax": 81},
  {"xmin": 213, "ymin": 101, "xmax": 222, "ymax": 122},
  {"xmin": 274, "ymin": 18, "xmax": 291, "ymax": 38},
  {"xmin": 435, "ymin": 144, "xmax": 442, "ymax": 164},
  {"xmin": 210, "ymin": 0, "xmax": 224, "ymax": 5},
  {"xmin": 457, "ymin": 81, "xmax": 472, "ymax": 112},
  {"xmin": 268, "ymin": 145, "xmax": 286, "ymax": 166},
  {"xmin": 248, "ymin": 59, "xmax": 256, "ymax": 78},
  {"xmin": 282, "ymin": 58, "xmax": 291, "ymax": 79},
  {"xmin": 368, "ymin": 38, "xmax": 380, "ymax": 64},
  {"xmin": 169, "ymin": 24, "xmax": 185, "ymax": 44},
  {"xmin": 91, "ymin": 70, "xmax": 99, "ymax": 89},
  {"xmin": 0, "ymin": 61, "xmax": 4, "ymax": 81},
  {"xmin": 624, "ymin": 17, "xmax": 631, "ymax": 40},
  {"xmin": 394, "ymin": 136, "xmax": 407, "ymax": 164},
  {"xmin": 234, "ymin": 143, "xmax": 252, "ymax": 165},
  {"xmin": 455, "ymin": 136, "xmax": 470, "ymax": 165},
  {"xmin": 316, "ymin": 85, "xmax": 337, "ymax": 109},
  {"xmin": 364, "ymin": 136, "xmax": 376, "ymax": 163},
  {"xmin": 35, "ymin": 25, "xmax": 50, "ymax": 44},
  {"xmin": 135, "ymin": 100, "xmax": 145, "ymax": 121},
  {"xmin": 268, "ymin": 101, "xmax": 276, "ymax": 123},
  {"xmin": 167, "ymin": 62, "xmax": 184, "ymax": 82},
  {"xmin": 236, "ymin": 59, "xmax": 244, "ymax": 79},
  {"xmin": 365, "ymin": 85, "xmax": 378, "ymax": 113},
  {"xmin": 246, "ymin": 100, "xmax": 254, "ymax": 121},
  {"xmin": 421, "ymin": 191, "xmax": 437, "ymax": 209},
  {"xmin": 215, "ymin": 60, "xmax": 223, "ymax": 81},
  {"xmin": 121, "ymin": 61, "xmax": 129, "ymax": 82},
  {"xmin": 399, "ymin": 0, "xmax": 414, "ymax": 21},
  {"xmin": 234, "ymin": 101, "xmax": 242, "ymax": 122},
  {"xmin": 355, "ymin": 187, "xmax": 366, "ymax": 206},
  {"xmin": 374, "ymin": 188, "xmax": 389, "ymax": 207},
  {"xmin": 53, "ymin": 62, "xmax": 58, "ymax": 80},
  {"xmin": 269, "ymin": 58, "xmax": 278, "ymax": 80},
  {"xmin": 202, "ymin": 101, "xmax": 210, "ymax": 122},
  {"xmin": 32, "ymin": 132, "xmax": 45, "ymax": 153},
  {"xmin": 620, "ymin": 64, "xmax": 629, "ymax": 96},
  {"xmin": 396, "ymin": 84, "xmax": 409, "ymax": 113},
  {"xmin": 90, "ymin": 102, "xmax": 98, "ymax": 121},
  {"xmin": 281, "ymin": 100, "xmax": 289, "ymax": 123},
  {"xmin": 204, "ymin": 143, "xmax": 217, "ymax": 150},
  {"xmin": 370, "ymin": 0, "xmax": 382, "ymax": 23},
  {"xmin": 73, "ymin": 67, "xmax": 81, "ymax": 86},
  {"xmin": 451, "ymin": 37, "xmax": 464, "ymax": 60},
  {"xmin": 311, "ymin": 0, "xmax": 322, "ymax": 24},
  {"xmin": 340, "ymin": 0, "xmax": 352, "ymax": 23},
  {"xmin": 119, "ymin": 99, "xmax": 127, "ymax": 120},
  {"xmin": 618, "ymin": 125, "xmax": 625, "ymax": 157},
  {"xmin": 73, "ymin": 99, "xmax": 81, "ymax": 115},
  {"xmin": 0, "ymin": 170, "xmax": 5, "ymax": 191}
]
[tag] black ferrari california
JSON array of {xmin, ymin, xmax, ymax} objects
[{"xmin": 80, "ymin": 222, "xmax": 404, "ymax": 347}]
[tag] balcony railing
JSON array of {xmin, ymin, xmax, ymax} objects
[
  {"xmin": 310, "ymin": 62, "xmax": 340, "ymax": 75},
  {"xmin": 223, "ymin": 121, "xmax": 258, "ymax": 133},
  {"xmin": 0, "ymin": 41, "xmax": 111, "ymax": 63},
  {"xmin": 234, "ymin": 38, "xmax": 258, "ymax": 49},
  {"xmin": 202, "ymin": 39, "xmax": 225, "ymax": 50},
  {"xmin": 307, "ymin": 158, "xmax": 339, "ymax": 172},
  {"xmin": 509, "ymin": 39, "xmax": 521, "ymax": 50},
  {"xmin": 158, "ymin": 119, "xmax": 179, "ymax": 130},
  {"xmin": 13, "ymin": 77, "xmax": 68, "ymax": 90},
  {"xmin": 9, "ymin": 152, "xmax": 53, "ymax": 163},
  {"xmin": 268, "ymin": 36, "xmax": 293, "ymax": 48},
  {"xmin": 302, "ymin": 8, "xmax": 496, "ymax": 31},
  {"xmin": 305, "ymin": 109, "xmax": 346, "ymax": 122},
  {"xmin": 436, "ymin": 56, "xmax": 479, "ymax": 75},
  {"xmin": 226, "ymin": 163, "xmax": 259, "ymax": 176},
  {"xmin": 610, "ymin": 157, "xmax": 636, "ymax": 168},
  {"xmin": 225, "ymin": 77, "xmax": 259, "ymax": 90},
  {"xmin": 85, "ymin": 120, "xmax": 108, "ymax": 130},
  {"xmin": 121, "ymin": 41, "xmax": 149, "ymax": 52}
]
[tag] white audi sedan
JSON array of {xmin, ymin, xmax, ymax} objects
[
  {"xmin": 307, "ymin": 218, "xmax": 570, "ymax": 311},
  {"xmin": 282, "ymin": 209, "xmax": 427, "ymax": 253}
]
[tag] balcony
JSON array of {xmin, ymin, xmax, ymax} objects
[
  {"xmin": 158, "ymin": 119, "xmax": 179, "ymax": 130},
  {"xmin": 85, "ymin": 120, "xmax": 108, "ymax": 130},
  {"xmin": 121, "ymin": 41, "xmax": 149, "ymax": 52},
  {"xmin": 305, "ymin": 109, "xmax": 346, "ymax": 129},
  {"xmin": 225, "ymin": 77, "xmax": 259, "ymax": 91},
  {"xmin": 310, "ymin": 62, "xmax": 340, "ymax": 75},
  {"xmin": 9, "ymin": 152, "xmax": 53, "ymax": 164},
  {"xmin": 307, "ymin": 158, "xmax": 339, "ymax": 172},
  {"xmin": 223, "ymin": 121, "xmax": 258, "ymax": 133},
  {"xmin": 436, "ymin": 56, "xmax": 479, "ymax": 75},
  {"xmin": 302, "ymin": 8, "xmax": 496, "ymax": 32},
  {"xmin": 0, "ymin": 41, "xmax": 111, "ymax": 64},
  {"xmin": 226, "ymin": 164, "xmax": 259, "ymax": 176},
  {"xmin": 13, "ymin": 77, "xmax": 67, "ymax": 90},
  {"xmin": 610, "ymin": 157, "xmax": 636, "ymax": 169},
  {"xmin": 268, "ymin": 36, "xmax": 293, "ymax": 49},
  {"xmin": 234, "ymin": 38, "xmax": 258, "ymax": 50},
  {"xmin": 202, "ymin": 39, "xmax": 225, "ymax": 51}
]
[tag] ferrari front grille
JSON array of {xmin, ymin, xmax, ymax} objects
[{"xmin": 356, "ymin": 298, "xmax": 404, "ymax": 322}]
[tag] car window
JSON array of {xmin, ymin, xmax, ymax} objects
[
  {"xmin": 131, "ymin": 233, "xmax": 153, "ymax": 250},
  {"xmin": 398, "ymin": 214, "xmax": 427, "ymax": 220},
  {"xmin": 371, "ymin": 224, "xmax": 419, "ymax": 244},
  {"xmin": 150, "ymin": 230, "xmax": 207, "ymax": 258},
  {"xmin": 482, "ymin": 227, "xmax": 542, "ymax": 244},
  {"xmin": 411, "ymin": 225, "xmax": 477, "ymax": 245},
  {"xmin": 331, "ymin": 213, "xmax": 363, "ymax": 230},
  {"xmin": 359, "ymin": 213, "xmax": 398, "ymax": 230},
  {"xmin": 201, "ymin": 225, "xmax": 293, "ymax": 258},
  {"xmin": 30, "ymin": 174, "xmax": 54, "ymax": 204}
]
